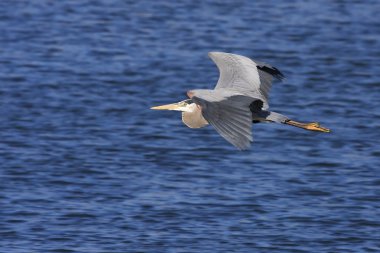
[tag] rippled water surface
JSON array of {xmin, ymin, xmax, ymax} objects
[{"xmin": 1, "ymin": 1, "xmax": 380, "ymax": 252}]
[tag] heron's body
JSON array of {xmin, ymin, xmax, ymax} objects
[{"xmin": 152, "ymin": 52, "xmax": 330, "ymax": 150}]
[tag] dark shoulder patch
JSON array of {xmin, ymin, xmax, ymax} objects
[{"xmin": 249, "ymin": 100, "xmax": 263, "ymax": 113}]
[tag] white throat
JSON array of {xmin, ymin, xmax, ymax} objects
[
  {"xmin": 182, "ymin": 103, "xmax": 197, "ymax": 112},
  {"xmin": 181, "ymin": 103, "xmax": 208, "ymax": 128}
]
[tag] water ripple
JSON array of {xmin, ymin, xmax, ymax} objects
[{"xmin": 1, "ymin": 0, "xmax": 380, "ymax": 252}]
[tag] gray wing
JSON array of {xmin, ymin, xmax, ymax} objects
[
  {"xmin": 255, "ymin": 61, "xmax": 285, "ymax": 103},
  {"xmin": 191, "ymin": 90, "xmax": 254, "ymax": 150},
  {"xmin": 208, "ymin": 52, "xmax": 284, "ymax": 109}
]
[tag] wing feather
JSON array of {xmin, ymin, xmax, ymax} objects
[
  {"xmin": 209, "ymin": 52, "xmax": 261, "ymax": 94},
  {"xmin": 208, "ymin": 52, "xmax": 284, "ymax": 109},
  {"xmin": 191, "ymin": 92, "xmax": 254, "ymax": 150},
  {"xmin": 255, "ymin": 61, "xmax": 285, "ymax": 106}
]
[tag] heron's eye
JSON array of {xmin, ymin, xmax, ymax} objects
[{"xmin": 184, "ymin": 99, "xmax": 193, "ymax": 104}]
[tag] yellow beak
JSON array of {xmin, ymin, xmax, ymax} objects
[{"xmin": 151, "ymin": 102, "xmax": 182, "ymax": 111}]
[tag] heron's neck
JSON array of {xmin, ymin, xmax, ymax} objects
[
  {"xmin": 182, "ymin": 103, "xmax": 198, "ymax": 113},
  {"xmin": 182, "ymin": 104, "xmax": 208, "ymax": 128}
]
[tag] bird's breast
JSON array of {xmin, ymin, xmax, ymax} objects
[{"xmin": 182, "ymin": 106, "xmax": 208, "ymax": 128}]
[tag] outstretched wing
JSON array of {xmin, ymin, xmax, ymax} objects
[
  {"xmin": 191, "ymin": 90, "xmax": 254, "ymax": 150},
  {"xmin": 208, "ymin": 52, "xmax": 284, "ymax": 109},
  {"xmin": 255, "ymin": 61, "xmax": 285, "ymax": 102}
]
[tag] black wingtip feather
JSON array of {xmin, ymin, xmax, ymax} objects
[{"xmin": 257, "ymin": 65, "xmax": 285, "ymax": 81}]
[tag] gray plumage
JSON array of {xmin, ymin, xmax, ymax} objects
[
  {"xmin": 189, "ymin": 52, "xmax": 284, "ymax": 150},
  {"xmin": 192, "ymin": 93, "xmax": 254, "ymax": 150},
  {"xmin": 255, "ymin": 61, "xmax": 285, "ymax": 108},
  {"xmin": 152, "ymin": 52, "xmax": 330, "ymax": 148},
  {"xmin": 255, "ymin": 110, "xmax": 289, "ymax": 124}
]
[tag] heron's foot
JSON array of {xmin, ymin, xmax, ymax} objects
[
  {"xmin": 284, "ymin": 120, "xmax": 330, "ymax": 133},
  {"xmin": 304, "ymin": 122, "xmax": 330, "ymax": 133}
]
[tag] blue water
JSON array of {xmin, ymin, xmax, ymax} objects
[{"xmin": 1, "ymin": 1, "xmax": 380, "ymax": 252}]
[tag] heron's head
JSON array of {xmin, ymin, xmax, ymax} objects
[{"xmin": 151, "ymin": 99, "xmax": 195, "ymax": 112}]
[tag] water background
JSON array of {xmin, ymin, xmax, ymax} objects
[{"xmin": 1, "ymin": 1, "xmax": 380, "ymax": 252}]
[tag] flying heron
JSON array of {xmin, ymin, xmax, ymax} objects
[{"xmin": 151, "ymin": 52, "xmax": 330, "ymax": 150}]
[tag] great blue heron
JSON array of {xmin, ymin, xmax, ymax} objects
[{"xmin": 151, "ymin": 52, "xmax": 330, "ymax": 150}]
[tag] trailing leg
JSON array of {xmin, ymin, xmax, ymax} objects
[
  {"xmin": 253, "ymin": 110, "xmax": 330, "ymax": 133},
  {"xmin": 284, "ymin": 120, "xmax": 330, "ymax": 133}
]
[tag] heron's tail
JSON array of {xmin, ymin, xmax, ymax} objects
[{"xmin": 252, "ymin": 110, "xmax": 289, "ymax": 124}]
